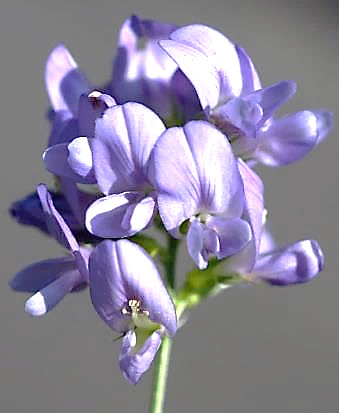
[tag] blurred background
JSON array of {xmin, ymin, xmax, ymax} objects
[{"xmin": 1, "ymin": 0, "xmax": 338, "ymax": 412}]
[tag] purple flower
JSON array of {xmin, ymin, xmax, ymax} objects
[
  {"xmin": 222, "ymin": 165, "xmax": 324, "ymax": 286},
  {"xmin": 85, "ymin": 102, "xmax": 166, "ymax": 238},
  {"xmin": 89, "ymin": 239, "xmax": 177, "ymax": 384},
  {"xmin": 44, "ymin": 91, "xmax": 116, "ymax": 183},
  {"xmin": 8, "ymin": 189, "xmax": 98, "ymax": 243},
  {"xmin": 10, "ymin": 184, "xmax": 90, "ymax": 315},
  {"xmin": 111, "ymin": 15, "xmax": 178, "ymax": 119},
  {"xmin": 160, "ymin": 25, "xmax": 333, "ymax": 166},
  {"xmin": 150, "ymin": 120, "xmax": 251, "ymax": 269},
  {"xmin": 45, "ymin": 45, "xmax": 116, "ymax": 225},
  {"xmin": 252, "ymin": 238, "xmax": 324, "ymax": 286}
]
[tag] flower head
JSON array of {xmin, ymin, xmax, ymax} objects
[
  {"xmin": 89, "ymin": 239, "xmax": 177, "ymax": 383},
  {"xmin": 150, "ymin": 120, "xmax": 251, "ymax": 269},
  {"xmin": 160, "ymin": 24, "xmax": 333, "ymax": 166},
  {"xmin": 10, "ymin": 184, "xmax": 90, "ymax": 315}
]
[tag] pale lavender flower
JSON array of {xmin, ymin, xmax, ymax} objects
[
  {"xmin": 45, "ymin": 45, "xmax": 116, "ymax": 225},
  {"xmin": 44, "ymin": 91, "xmax": 116, "ymax": 183},
  {"xmin": 89, "ymin": 239, "xmax": 177, "ymax": 384},
  {"xmin": 10, "ymin": 184, "xmax": 90, "ymax": 315},
  {"xmin": 252, "ymin": 238, "xmax": 324, "ymax": 286},
  {"xmin": 223, "ymin": 164, "xmax": 324, "ymax": 285},
  {"xmin": 150, "ymin": 120, "xmax": 251, "ymax": 269},
  {"xmin": 85, "ymin": 102, "xmax": 166, "ymax": 238},
  {"xmin": 160, "ymin": 24, "xmax": 333, "ymax": 166},
  {"xmin": 111, "ymin": 15, "xmax": 178, "ymax": 119}
]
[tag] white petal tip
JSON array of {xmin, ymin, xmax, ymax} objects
[{"xmin": 25, "ymin": 292, "xmax": 47, "ymax": 316}]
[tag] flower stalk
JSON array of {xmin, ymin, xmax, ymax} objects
[{"xmin": 149, "ymin": 335, "xmax": 172, "ymax": 413}]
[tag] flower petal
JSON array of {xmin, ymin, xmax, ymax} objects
[
  {"xmin": 89, "ymin": 240, "xmax": 177, "ymax": 335},
  {"xmin": 86, "ymin": 192, "xmax": 155, "ymax": 238},
  {"xmin": 160, "ymin": 25, "xmax": 242, "ymax": 109},
  {"xmin": 112, "ymin": 16, "xmax": 177, "ymax": 117},
  {"xmin": 253, "ymin": 240, "xmax": 324, "ymax": 285},
  {"xmin": 119, "ymin": 329, "xmax": 162, "ymax": 384},
  {"xmin": 236, "ymin": 45, "xmax": 261, "ymax": 95},
  {"xmin": 25, "ymin": 270, "xmax": 83, "ymax": 316},
  {"xmin": 152, "ymin": 120, "xmax": 244, "ymax": 230},
  {"xmin": 93, "ymin": 103, "xmax": 165, "ymax": 194},
  {"xmin": 186, "ymin": 219, "xmax": 208, "ymax": 270},
  {"xmin": 67, "ymin": 137, "xmax": 96, "ymax": 181},
  {"xmin": 245, "ymin": 80, "xmax": 296, "ymax": 127},
  {"xmin": 45, "ymin": 44, "xmax": 91, "ymax": 115},
  {"xmin": 207, "ymin": 217, "xmax": 252, "ymax": 259},
  {"xmin": 37, "ymin": 184, "xmax": 79, "ymax": 251},
  {"xmin": 43, "ymin": 139, "xmax": 96, "ymax": 184},
  {"xmin": 256, "ymin": 110, "xmax": 329, "ymax": 166},
  {"xmin": 9, "ymin": 257, "xmax": 77, "ymax": 293}
]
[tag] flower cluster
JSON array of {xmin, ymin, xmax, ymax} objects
[{"xmin": 10, "ymin": 15, "xmax": 332, "ymax": 384}]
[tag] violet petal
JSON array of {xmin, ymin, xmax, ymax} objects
[
  {"xmin": 45, "ymin": 44, "xmax": 91, "ymax": 115},
  {"xmin": 89, "ymin": 240, "xmax": 177, "ymax": 335},
  {"xmin": 160, "ymin": 24, "xmax": 242, "ymax": 109},
  {"xmin": 86, "ymin": 192, "xmax": 155, "ymax": 238},
  {"xmin": 246, "ymin": 80, "xmax": 296, "ymax": 127},
  {"xmin": 256, "ymin": 110, "xmax": 329, "ymax": 166},
  {"xmin": 25, "ymin": 270, "xmax": 83, "ymax": 316},
  {"xmin": 253, "ymin": 240, "xmax": 324, "ymax": 285},
  {"xmin": 152, "ymin": 120, "xmax": 244, "ymax": 231},
  {"xmin": 186, "ymin": 219, "xmax": 208, "ymax": 270},
  {"xmin": 9, "ymin": 257, "xmax": 77, "ymax": 293},
  {"xmin": 119, "ymin": 330, "xmax": 162, "ymax": 384},
  {"xmin": 206, "ymin": 216, "xmax": 252, "ymax": 260},
  {"xmin": 235, "ymin": 44, "xmax": 261, "ymax": 95},
  {"xmin": 93, "ymin": 103, "xmax": 165, "ymax": 195}
]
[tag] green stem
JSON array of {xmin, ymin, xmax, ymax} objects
[
  {"xmin": 166, "ymin": 236, "xmax": 179, "ymax": 289},
  {"xmin": 149, "ymin": 336, "xmax": 172, "ymax": 413}
]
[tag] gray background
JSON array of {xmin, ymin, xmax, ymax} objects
[{"xmin": 1, "ymin": 0, "xmax": 338, "ymax": 412}]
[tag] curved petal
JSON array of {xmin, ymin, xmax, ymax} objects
[
  {"xmin": 238, "ymin": 159, "xmax": 264, "ymax": 254},
  {"xmin": 186, "ymin": 219, "xmax": 208, "ymax": 270},
  {"xmin": 235, "ymin": 44, "xmax": 261, "ymax": 95},
  {"xmin": 67, "ymin": 137, "xmax": 96, "ymax": 182},
  {"xmin": 93, "ymin": 103, "xmax": 165, "ymax": 194},
  {"xmin": 160, "ymin": 25, "xmax": 242, "ymax": 109},
  {"xmin": 151, "ymin": 120, "xmax": 244, "ymax": 231},
  {"xmin": 25, "ymin": 269, "xmax": 83, "ymax": 316},
  {"xmin": 9, "ymin": 257, "xmax": 77, "ymax": 293},
  {"xmin": 37, "ymin": 184, "xmax": 79, "ymax": 251},
  {"xmin": 45, "ymin": 44, "xmax": 91, "ymax": 115},
  {"xmin": 43, "ymin": 140, "xmax": 96, "ymax": 184},
  {"xmin": 245, "ymin": 80, "xmax": 296, "ymax": 127},
  {"xmin": 207, "ymin": 217, "xmax": 252, "ymax": 259},
  {"xmin": 119, "ymin": 329, "xmax": 162, "ymax": 384},
  {"xmin": 256, "ymin": 110, "xmax": 326, "ymax": 166},
  {"xmin": 89, "ymin": 240, "xmax": 177, "ymax": 335},
  {"xmin": 253, "ymin": 240, "xmax": 324, "ymax": 285},
  {"xmin": 86, "ymin": 192, "xmax": 155, "ymax": 238},
  {"xmin": 221, "ymin": 161, "xmax": 264, "ymax": 274},
  {"xmin": 123, "ymin": 195, "xmax": 156, "ymax": 235}
]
